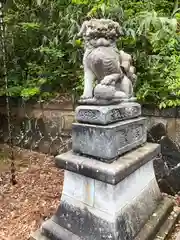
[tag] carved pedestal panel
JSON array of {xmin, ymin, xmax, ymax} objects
[
  {"xmin": 72, "ymin": 117, "xmax": 147, "ymax": 161},
  {"xmin": 75, "ymin": 102, "xmax": 141, "ymax": 125}
]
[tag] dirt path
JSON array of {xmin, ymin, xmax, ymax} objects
[{"xmin": 0, "ymin": 144, "xmax": 64, "ymax": 240}]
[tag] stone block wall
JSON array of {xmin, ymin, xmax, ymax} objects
[{"xmin": 0, "ymin": 97, "xmax": 75, "ymax": 156}]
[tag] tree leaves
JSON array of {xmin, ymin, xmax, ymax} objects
[{"xmin": 1, "ymin": 0, "xmax": 179, "ymax": 107}]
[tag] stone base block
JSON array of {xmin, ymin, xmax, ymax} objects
[
  {"xmin": 75, "ymin": 102, "xmax": 141, "ymax": 125},
  {"xmin": 31, "ymin": 198, "xmax": 176, "ymax": 240},
  {"xmin": 39, "ymin": 177, "xmax": 161, "ymax": 240},
  {"xmin": 42, "ymin": 153, "xmax": 161, "ymax": 240},
  {"xmin": 72, "ymin": 117, "xmax": 147, "ymax": 160},
  {"xmin": 32, "ymin": 143, "xmax": 164, "ymax": 240},
  {"xmin": 59, "ymin": 160, "xmax": 160, "ymax": 213}
]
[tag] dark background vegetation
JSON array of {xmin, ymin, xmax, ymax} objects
[{"xmin": 0, "ymin": 0, "xmax": 180, "ymax": 108}]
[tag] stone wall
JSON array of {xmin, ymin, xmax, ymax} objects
[
  {"xmin": 0, "ymin": 98, "xmax": 180, "ymax": 194},
  {"xmin": 142, "ymin": 106, "xmax": 180, "ymax": 195},
  {"xmin": 0, "ymin": 97, "xmax": 75, "ymax": 156}
]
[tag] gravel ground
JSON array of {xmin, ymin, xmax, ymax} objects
[{"xmin": 0, "ymin": 144, "xmax": 64, "ymax": 240}]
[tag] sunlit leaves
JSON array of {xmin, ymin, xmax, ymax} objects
[
  {"xmin": 21, "ymin": 87, "xmax": 40, "ymax": 99},
  {"xmin": 71, "ymin": 0, "xmax": 88, "ymax": 4}
]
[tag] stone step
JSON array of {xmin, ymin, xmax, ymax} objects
[
  {"xmin": 31, "ymin": 197, "xmax": 175, "ymax": 240},
  {"xmin": 154, "ymin": 206, "xmax": 180, "ymax": 240},
  {"xmin": 30, "ymin": 230, "xmax": 50, "ymax": 240},
  {"xmin": 135, "ymin": 197, "xmax": 175, "ymax": 240},
  {"xmin": 30, "ymin": 221, "xmax": 80, "ymax": 240}
]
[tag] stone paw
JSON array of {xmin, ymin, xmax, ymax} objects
[
  {"xmin": 114, "ymin": 91, "xmax": 127, "ymax": 99},
  {"xmin": 80, "ymin": 95, "xmax": 93, "ymax": 100},
  {"xmin": 100, "ymin": 76, "xmax": 113, "ymax": 86},
  {"xmin": 101, "ymin": 79, "xmax": 111, "ymax": 86}
]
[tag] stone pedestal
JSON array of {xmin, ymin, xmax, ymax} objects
[
  {"xmin": 75, "ymin": 102, "xmax": 141, "ymax": 125},
  {"xmin": 73, "ymin": 102, "xmax": 146, "ymax": 161},
  {"xmin": 32, "ymin": 102, "xmax": 173, "ymax": 240}
]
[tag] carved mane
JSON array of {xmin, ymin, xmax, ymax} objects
[{"xmin": 78, "ymin": 19, "xmax": 123, "ymax": 40}]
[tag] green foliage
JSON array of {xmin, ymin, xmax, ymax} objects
[
  {"xmin": 2, "ymin": 0, "xmax": 84, "ymax": 99},
  {"xmin": 0, "ymin": 0, "xmax": 180, "ymax": 108},
  {"xmin": 134, "ymin": 10, "xmax": 180, "ymax": 108}
]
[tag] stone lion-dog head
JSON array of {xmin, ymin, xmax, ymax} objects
[{"xmin": 78, "ymin": 19, "xmax": 123, "ymax": 48}]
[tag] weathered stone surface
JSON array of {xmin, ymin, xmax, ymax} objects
[
  {"xmin": 75, "ymin": 102, "xmax": 141, "ymax": 125},
  {"xmin": 32, "ymin": 197, "xmax": 175, "ymax": 240},
  {"xmin": 63, "ymin": 171, "xmax": 95, "ymax": 207},
  {"xmin": 116, "ymin": 178, "xmax": 162, "ymax": 239},
  {"xmin": 78, "ymin": 98, "xmax": 123, "ymax": 106},
  {"xmin": 93, "ymin": 165, "xmax": 156, "ymax": 214},
  {"xmin": 72, "ymin": 117, "xmax": 147, "ymax": 160},
  {"xmin": 55, "ymin": 143, "xmax": 160, "ymax": 185},
  {"xmin": 142, "ymin": 105, "xmax": 177, "ymax": 118},
  {"xmin": 144, "ymin": 116, "xmax": 180, "ymax": 194},
  {"xmin": 40, "ymin": 141, "xmax": 162, "ymax": 240},
  {"xmin": 31, "ymin": 230, "xmax": 50, "ymax": 240},
  {"xmin": 78, "ymin": 97, "xmax": 137, "ymax": 106},
  {"xmin": 135, "ymin": 197, "xmax": 174, "ymax": 240},
  {"xmin": 42, "ymin": 220, "xmax": 80, "ymax": 240},
  {"xmin": 41, "ymin": 178, "xmax": 161, "ymax": 240},
  {"xmin": 154, "ymin": 206, "xmax": 180, "ymax": 240},
  {"xmin": 0, "ymin": 112, "xmax": 72, "ymax": 156},
  {"xmin": 79, "ymin": 19, "xmax": 136, "ymax": 102},
  {"xmin": 62, "ymin": 161, "xmax": 156, "ymax": 214}
]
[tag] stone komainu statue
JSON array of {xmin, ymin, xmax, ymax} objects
[{"xmin": 78, "ymin": 19, "xmax": 137, "ymax": 102}]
